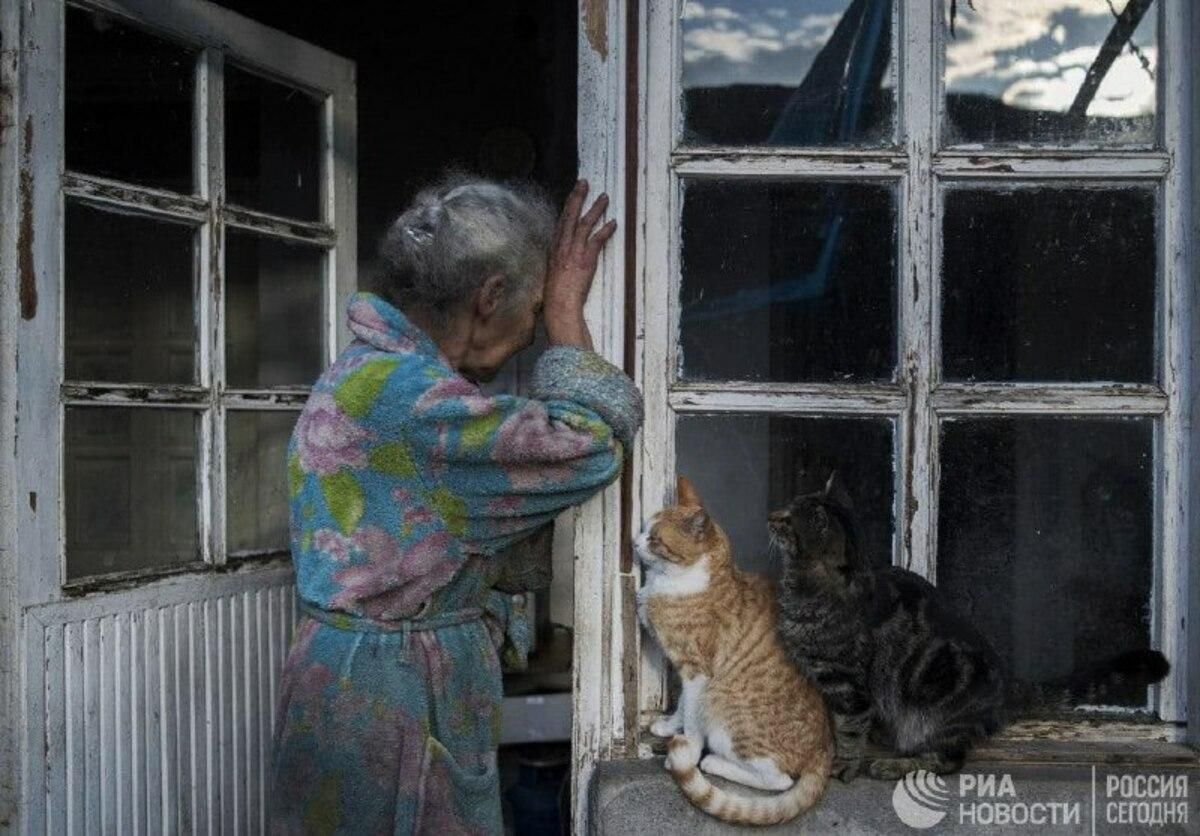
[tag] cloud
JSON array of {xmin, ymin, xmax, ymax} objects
[
  {"xmin": 682, "ymin": 4, "xmax": 847, "ymax": 86},
  {"xmin": 946, "ymin": 0, "xmax": 1156, "ymax": 118}
]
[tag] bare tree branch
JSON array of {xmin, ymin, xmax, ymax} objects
[{"xmin": 1069, "ymin": 0, "xmax": 1156, "ymax": 119}]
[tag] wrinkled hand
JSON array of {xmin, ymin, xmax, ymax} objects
[{"xmin": 544, "ymin": 180, "xmax": 618, "ymax": 349}]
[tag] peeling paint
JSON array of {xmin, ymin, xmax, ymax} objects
[
  {"xmin": 18, "ymin": 117, "xmax": 35, "ymax": 320},
  {"xmin": 27, "ymin": 492, "xmax": 36, "ymax": 513},
  {"xmin": 63, "ymin": 173, "xmax": 207, "ymax": 220},
  {"xmin": 582, "ymin": 0, "xmax": 608, "ymax": 60},
  {"xmin": 223, "ymin": 206, "xmax": 335, "ymax": 245}
]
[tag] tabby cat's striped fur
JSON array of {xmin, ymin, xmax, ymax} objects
[
  {"xmin": 773, "ymin": 475, "xmax": 1005, "ymax": 781},
  {"xmin": 635, "ymin": 476, "xmax": 833, "ymax": 827}
]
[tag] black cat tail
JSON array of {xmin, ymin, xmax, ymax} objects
[
  {"xmin": 1069, "ymin": 649, "xmax": 1170, "ymax": 704},
  {"xmin": 1009, "ymin": 650, "xmax": 1170, "ymax": 713}
]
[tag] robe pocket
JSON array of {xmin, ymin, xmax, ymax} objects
[{"xmin": 415, "ymin": 735, "xmax": 500, "ymax": 835}]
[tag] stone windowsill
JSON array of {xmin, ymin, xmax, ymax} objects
[{"xmin": 591, "ymin": 730, "xmax": 1199, "ymax": 835}]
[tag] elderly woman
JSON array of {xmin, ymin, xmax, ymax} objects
[{"xmin": 270, "ymin": 176, "xmax": 641, "ymax": 834}]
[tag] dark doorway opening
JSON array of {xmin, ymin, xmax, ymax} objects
[{"xmin": 212, "ymin": 0, "xmax": 578, "ymax": 277}]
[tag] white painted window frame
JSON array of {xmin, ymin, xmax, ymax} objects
[
  {"xmin": 631, "ymin": 0, "xmax": 1195, "ymax": 733},
  {"xmin": 575, "ymin": 0, "xmax": 1197, "ymax": 829},
  {"xmin": 11, "ymin": 0, "xmax": 357, "ymax": 604}
]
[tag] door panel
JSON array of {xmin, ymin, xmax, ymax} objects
[{"xmin": 27, "ymin": 571, "xmax": 296, "ymax": 834}]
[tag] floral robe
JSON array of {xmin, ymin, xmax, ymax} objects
[{"xmin": 270, "ymin": 293, "xmax": 642, "ymax": 835}]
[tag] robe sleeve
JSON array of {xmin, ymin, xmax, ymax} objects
[{"xmin": 406, "ymin": 346, "xmax": 643, "ymax": 554}]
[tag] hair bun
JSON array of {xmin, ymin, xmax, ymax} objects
[{"xmin": 400, "ymin": 197, "xmax": 444, "ymax": 246}]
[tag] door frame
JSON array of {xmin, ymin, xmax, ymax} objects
[
  {"xmin": 572, "ymin": 0, "xmax": 638, "ymax": 829},
  {"xmin": 0, "ymin": 0, "xmax": 356, "ymax": 830}
]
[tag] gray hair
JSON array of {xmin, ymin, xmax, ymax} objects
[{"xmin": 376, "ymin": 173, "xmax": 555, "ymax": 316}]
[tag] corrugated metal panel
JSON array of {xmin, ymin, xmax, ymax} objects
[{"xmin": 26, "ymin": 573, "xmax": 296, "ymax": 835}]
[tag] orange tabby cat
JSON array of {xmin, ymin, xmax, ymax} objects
[{"xmin": 635, "ymin": 476, "xmax": 834, "ymax": 826}]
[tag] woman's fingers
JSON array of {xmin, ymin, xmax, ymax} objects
[
  {"xmin": 586, "ymin": 219, "xmax": 619, "ymax": 257},
  {"xmin": 575, "ymin": 193, "xmax": 610, "ymax": 241},
  {"xmin": 556, "ymin": 180, "xmax": 589, "ymax": 247}
]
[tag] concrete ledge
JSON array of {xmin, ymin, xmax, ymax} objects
[{"xmin": 590, "ymin": 757, "xmax": 1200, "ymax": 835}]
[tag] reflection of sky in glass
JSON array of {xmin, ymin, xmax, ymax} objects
[
  {"xmin": 946, "ymin": 0, "xmax": 1156, "ymax": 118},
  {"xmin": 682, "ymin": 1, "xmax": 1155, "ymax": 119},
  {"xmin": 682, "ymin": 0, "xmax": 866, "ymax": 89}
]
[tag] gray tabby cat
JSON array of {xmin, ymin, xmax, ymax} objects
[{"xmin": 772, "ymin": 474, "xmax": 1167, "ymax": 782}]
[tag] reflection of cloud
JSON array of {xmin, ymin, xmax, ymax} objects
[
  {"xmin": 682, "ymin": 1, "xmax": 852, "ymax": 87},
  {"xmin": 946, "ymin": 0, "xmax": 1156, "ymax": 118},
  {"xmin": 681, "ymin": 0, "xmax": 1155, "ymax": 120},
  {"xmin": 1001, "ymin": 50, "xmax": 1155, "ymax": 116}
]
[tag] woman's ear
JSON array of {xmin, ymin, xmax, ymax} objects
[
  {"xmin": 476, "ymin": 273, "xmax": 507, "ymax": 319},
  {"xmin": 676, "ymin": 474, "xmax": 702, "ymax": 507}
]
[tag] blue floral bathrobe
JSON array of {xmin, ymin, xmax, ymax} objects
[{"xmin": 270, "ymin": 293, "xmax": 642, "ymax": 835}]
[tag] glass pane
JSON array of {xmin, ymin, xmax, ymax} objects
[
  {"xmin": 65, "ymin": 202, "xmax": 197, "ymax": 384},
  {"xmin": 227, "ymin": 411, "xmax": 296, "ymax": 557},
  {"xmin": 225, "ymin": 64, "xmax": 323, "ymax": 220},
  {"xmin": 942, "ymin": 187, "xmax": 1155, "ymax": 383},
  {"xmin": 66, "ymin": 6, "xmax": 195, "ymax": 192},
  {"xmin": 675, "ymin": 415, "xmax": 894, "ymax": 575},
  {"xmin": 66, "ymin": 407, "xmax": 200, "ymax": 579},
  {"xmin": 680, "ymin": 180, "xmax": 897, "ymax": 382},
  {"xmin": 225, "ymin": 232, "xmax": 326, "ymax": 388},
  {"xmin": 938, "ymin": 418, "xmax": 1154, "ymax": 709},
  {"xmin": 682, "ymin": 0, "xmax": 895, "ymax": 146},
  {"xmin": 944, "ymin": 0, "xmax": 1157, "ymax": 146}
]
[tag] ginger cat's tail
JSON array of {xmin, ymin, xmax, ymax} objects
[{"xmin": 666, "ymin": 737, "xmax": 829, "ymax": 827}]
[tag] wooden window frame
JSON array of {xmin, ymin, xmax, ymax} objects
[
  {"xmin": 572, "ymin": 0, "xmax": 1199, "ymax": 827},
  {"xmin": 11, "ymin": 0, "xmax": 357, "ymax": 599}
]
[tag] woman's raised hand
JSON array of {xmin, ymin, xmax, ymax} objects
[{"xmin": 544, "ymin": 180, "xmax": 618, "ymax": 350}]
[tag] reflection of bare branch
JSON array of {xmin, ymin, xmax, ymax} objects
[
  {"xmin": 948, "ymin": 0, "xmax": 977, "ymax": 38},
  {"xmin": 1105, "ymin": 0, "xmax": 1155, "ymax": 80},
  {"xmin": 1069, "ymin": 0, "xmax": 1155, "ymax": 118}
]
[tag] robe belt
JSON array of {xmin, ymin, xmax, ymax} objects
[{"xmin": 299, "ymin": 600, "xmax": 482, "ymax": 633}]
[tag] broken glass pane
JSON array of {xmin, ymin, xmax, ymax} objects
[
  {"xmin": 943, "ymin": 0, "xmax": 1158, "ymax": 146},
  {"xmin": 66, "ymin": 6, "xmax": 196, "ymax": 192},
  {"xmin": 675, "ymin": 414, "xmax": 894, "ymax": 575},
  {"xmin": 66, "ymin": 407, "xmax": 200, "ymax": 580},
  {"xmin": 681, "ymin": 0, "xmax": 895, "ymax": 146},
  {"xmin": 224, "ymin": 232, "xmax": 326, "ymax": 388},
  {"xmin": 938, "ymin": 417, "xmax": 1154, "ymax": 709},
  {"xmin": 225, "ymin": 64, "xmax": 324, "ymax": 220},
  {"xmin": 941, "ymin": 186, "xmax": 1156, "ymax": 383},
  {"xmin": 679, "ymin": 180, "xmax": 897, "ymax": 383},
  {"xmin": 227, "ymin": 410, "xmax": 297, "ymax": 557},
  {"xmin": 65, "ymin": 201, "xmax": 197, "ymax": 385}
]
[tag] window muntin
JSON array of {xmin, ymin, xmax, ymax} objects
[
  {"xmin": 61, "ymin": 7, "xmax": 338, "ymax": 583},
  {"xmin": 644, "ymin": 0, "xmax": 1178, "ymax": 721}
]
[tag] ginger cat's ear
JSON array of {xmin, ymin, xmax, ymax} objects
[
  {"xmin": 686, "ymin": 507, "xmax": 711, "ymax": 538},
  {"xmin": 677, "ymin": 475, "xmax": 702, "ymax": 507}
]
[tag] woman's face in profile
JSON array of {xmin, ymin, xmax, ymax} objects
[{"xmin": 460, "ymin": 274, "xmax": 544, "ymax": 383}]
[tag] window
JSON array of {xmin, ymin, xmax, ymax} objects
[
  {"xmin": 57, "ymin": 4, "xmax": 351, "ymax": 584},
  {"xmin": 636, "ymin": 0, "xmax": 1189, "ymax": 730}
]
